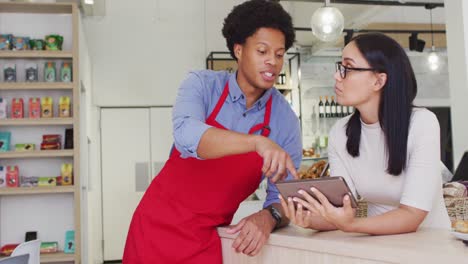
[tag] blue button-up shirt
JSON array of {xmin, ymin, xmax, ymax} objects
[{"xmin": 172, "ymin": 70, "xmax": 302, "ymax": 208}]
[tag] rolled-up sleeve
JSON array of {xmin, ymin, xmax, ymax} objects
[
  {"xmin": 172, "ymin": 72, "xmax": 212, "ymax": 159},
  {"xmin": 263, "ymin": 114, "xmax": 303, "ymax": 208}
]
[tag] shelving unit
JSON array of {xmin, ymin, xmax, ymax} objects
[{"xmin": 0, "ymin": 2, "xmax": 81, "ymax": 263}]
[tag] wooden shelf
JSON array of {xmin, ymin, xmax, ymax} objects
[
  {"xmin": 0, "ymin": 186, "xmax": 75, "ymax": 196},
  {"xmin": 0, "ymin": 150, "xmax": 74, "ymax": 159},
  {"xmin": 41, "ymin": 252, "xmax": 75, "ymax": 263},
  {"xmin": 0, "ymin": 50, "xmax": 73, "ymax": 59},
  {"xmin": 0, "ymin": 118, "xmax": 73, "ymax": 126},
  {"xmin": 302, "ymin": 156, "xmax": 328, "ymax": 161},
  {"xmin": 0, "ymin": 82, "xmax": 73, "ymax": 90}
]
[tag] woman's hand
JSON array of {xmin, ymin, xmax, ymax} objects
[
  {"xmin": 279, "ymin": 194, "xmax": 320, "ymax": 228},
  {"xmin": 254, "ymin": 135, "xmax": 298, "ymax": 182},
  {"xmin": 294, "ymin": 187, "xmax": 356, "ymax": 232}
]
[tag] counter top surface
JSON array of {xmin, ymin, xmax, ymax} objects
[{"xmin": 218, "ymin": 226, "xmax": 468, "ymax": 263}]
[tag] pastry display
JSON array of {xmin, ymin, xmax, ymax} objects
[{"xmin": 299, "ymin": 160, "xmax": 329, "ymax": 179}]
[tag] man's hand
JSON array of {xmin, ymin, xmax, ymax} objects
[
  {"xmin": 254, "ymin": 135, "xmax": 298, "ymax": 182},
  {"xmin": 226, "ymin": 210, "xmax": 276, "ymax": 256}
]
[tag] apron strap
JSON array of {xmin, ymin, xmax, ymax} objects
[
  {"xmin": 206, "ymin": 82, "xmax": 229, "ymax": 124},
  {"xmin": 248, "ymin": 95, "xmax": 273, "ymax": 137}
]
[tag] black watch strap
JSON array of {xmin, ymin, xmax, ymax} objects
[{"xmin": 268, "ymin": 206, "xmax": 282, "ymax": 229}]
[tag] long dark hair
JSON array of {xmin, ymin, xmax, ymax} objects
[{"xmin": 346, "ymin": 33, "xmax": 417, "ymax": 176}]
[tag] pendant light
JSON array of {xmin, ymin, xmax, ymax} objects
[
  {"xmin": 426, "ymin": 5, "xmax": 439, "ymax": 71},
  {"xmin": 310, "ymin": 0, "xmax": 344, "ymax": 42}
]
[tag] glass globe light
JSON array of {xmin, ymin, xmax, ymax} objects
[
  {"xmin": 310, "ymin": 6, "xmax": 344, "ymax": 42},
  {"xmin": 427, "ymin": 47, "xmax": 440, "ymax": 71}
]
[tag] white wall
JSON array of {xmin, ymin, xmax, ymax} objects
[{"xmin": 445, "ymin": 0, "xmax": 468, "ymax": 166}]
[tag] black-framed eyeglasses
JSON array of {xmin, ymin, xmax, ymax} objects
[{"xmin": 335, "ymin": 61, "xmax": 376, "ymax": 79}]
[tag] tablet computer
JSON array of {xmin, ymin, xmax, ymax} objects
[{"xmin": 276, "ymin": 176, "xmax": 358, "ymax": 208}]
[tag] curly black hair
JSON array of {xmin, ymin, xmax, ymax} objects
[{"xmin": 222, "ymin": 0, "xmax": 295, "ymax": 60}]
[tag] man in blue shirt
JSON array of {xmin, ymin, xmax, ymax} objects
[{"xmin": 124, "ymin": 1, "xmax": 302, "ymax": 262}]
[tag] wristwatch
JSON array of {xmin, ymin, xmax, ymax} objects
[{"xmin": 268, "ymin": 206, "xmax": 282, "ymax": 229}]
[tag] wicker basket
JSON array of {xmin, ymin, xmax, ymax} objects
[
  {"xmin": 355, "ymin": 198, "xmax": 468, "ymax": 220},
  {"xmin": 444, "ymin": 197, "xmax": 468, "ymax": 222},
  {"xmin": 356, "ymin": 201, "xmax": 368, "ymax": 218}
]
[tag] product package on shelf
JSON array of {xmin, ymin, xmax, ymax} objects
[
  {"xmin": 60, "ymin": 62, "xmax": 72, "ymax": 82},
  {"xmin": 0, "ymin": 244, "xmax": 19, "ymax": 256},
  {"xmin": 0, "ymin": 34, "xmax": 12, "ymax": 50},
  {"xmin": 61, "ymin": 163, "xmax": 73, "ymax": 185},
  {"xmin": 3, "ymin": 64, "xmax": 16, "ymax": 82},
  {"xmin": 64, "ymin": 128, "xmax": 73, "ymax": 149},
  {"xmin": 41, "ymin": 134, "xmax": 61, "ymax": 150},
  {"xmin": 29, "ymin": 98, "xmax": 41, "ymax": 118},
  {"xmin": 12, "ymin": 36, "xmax": 30, "ymax": 50},
  {"xmin": 0, "ymin": 131, "xmax": 11, "ymax": 152},
  {"xmin": 6, "ymin": 165, "xmax": 19, "ymax": 188},
  {"xmin": 59, "ymin": 96, "xmax": 70, "ymax": 117},
  {"xmin": 29, "ymin": 39, "xmax": 45, "ymax": 50},
  {"xmin": 0, "ymin": 166, "xmax": 6, "ymax": 187},
  {"xmin": 44, "ymin": 62, "xmax": 56, "ymax": 82},
  {"xmin": 38, "ymin": 177, "xmax": 56, "ymax": 187},
  {"xmin": 0, "ymin": 97, "xmax": 7, "ymax": 119},
  {"xmin": 15, "ymin": 143, "xmax": 35, "ymax": 152},
  {"xmin": 11, "ymin": 98, "xmax": 24, "ymax": 119},
  {"xmin": 40, "ymin": 241, "xmax": 59, "ymax": 254},
  {"xmin": 25, "ymin": 63, "xmax": 39, "ymax": 82},
  {"xmin": 64, "ymin": 230, "xmax": 75, "ymax": 253},
  {"xmin": 20, "ymin": 176, "xmax": 38, "ymax": 187},
  {"xmin": 41, "ymin": 97, "xmax": 53, "ymax": 118},
  {"xmin": 45, "ymin": 35, "xmax": 63, "ymax": 51}
]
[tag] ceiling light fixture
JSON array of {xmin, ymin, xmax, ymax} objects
[
  {"xmin": 84, "ymin": 0, "xmax": 94, "ymax": 5},
  {"xmin": 310, "ymin": 0, "xmax": 344, "ymax": 42},
  {"xmin": 426, "ymin": 4, "xmax": 439, "ymax": 71}
]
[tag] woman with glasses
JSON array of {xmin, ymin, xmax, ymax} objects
[{"xmin": 280, "ymin": 33, "xmax": 450, "ymax": 234}]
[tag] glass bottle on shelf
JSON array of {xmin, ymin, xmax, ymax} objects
[
  {"xmin": 318, "ymin": 118, "xmax": 328, "ymax": 157},
  {"xmin": 330, "ymin": 96, "xmax": 337, "ymax": 118},
  {"xmin": 336, "ymin": 101, "xmax": 342, "ymax": 118},
  {"xmin": 348, "ymin": 105, "xmax": 354, "ymax": 115},
  {"xmin": 325, "ymin": 96, "xmax": 331, "ymax": 118},
  {"xmin": 318, "ymin": 96, "xmax": 324, "ymax": 118},
  {"xmin": 342, "ymin": 104, "xmax": 348, "ymax": 117}
]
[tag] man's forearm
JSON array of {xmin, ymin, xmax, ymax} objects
[{"xmin": 197, "ymin": 127, "xmax": 258, "ymax": 159}]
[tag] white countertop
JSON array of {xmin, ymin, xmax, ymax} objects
[{"xmin": 218, "ymin": 226, "xmax": 468, "ymax": 263}]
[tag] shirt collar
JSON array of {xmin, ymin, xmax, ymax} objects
[{"xmin": 228, "ymin": 72, "xmax": 273, "ymax": 110}]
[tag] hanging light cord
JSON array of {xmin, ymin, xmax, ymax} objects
[{"xmin": 430, "ymin": 8, "xmax": 434, "ymax": 47}]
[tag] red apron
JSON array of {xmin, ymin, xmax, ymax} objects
[{"xmin": 123, "ymin": 82, "xmax": 273, "ymax": 263}]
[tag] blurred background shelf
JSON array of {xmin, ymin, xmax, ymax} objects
[
  {"xmin": 0, "ymin": 186, "xmax": 75, "ymax": 196},
  {"xmin": 0, "ymin": 150, "xmax": 74, "ymax": 159}
]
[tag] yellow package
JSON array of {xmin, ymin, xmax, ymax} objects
[
  {"xmin": 61, "ymin": 163, "xmax": 73, "ymax": 185},
  {"xmin": 41, "ymin": 97, "xmax": 53, "ymax": 118},
  {"xmin": 59, "ymin": 96, "xmax": 70, "ymax": 118}
]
